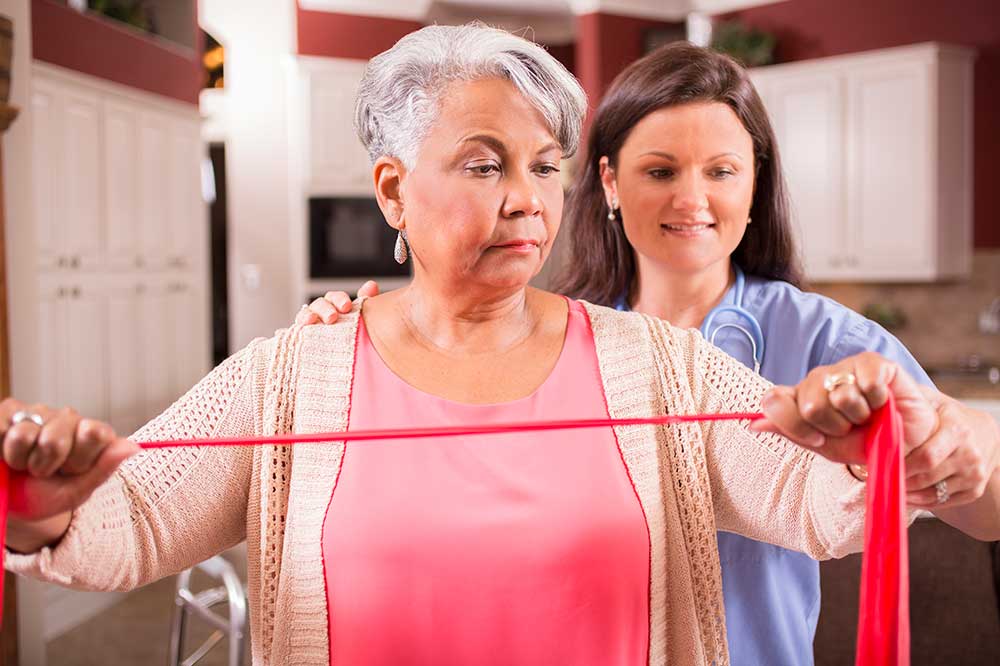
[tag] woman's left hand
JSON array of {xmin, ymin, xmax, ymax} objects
[{"xmin": 751, "ymin": 351, "xmax": 1000, "ymax": 512}]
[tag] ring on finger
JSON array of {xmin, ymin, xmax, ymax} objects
[
  {"xmin": 823, "ymin": 372, "xmax": 857, "ymax": 393},
  {"xmin": 935, "ymin": 479, "xmax": 950, "ymax": 504},
  {"xmin": 11, "ymin": 410, "xmax": 44, "ymax": 427}
]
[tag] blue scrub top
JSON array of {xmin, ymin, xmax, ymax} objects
[{"xmin": 617, "ymin": 269, "xmax": 931, "ymax": 666}]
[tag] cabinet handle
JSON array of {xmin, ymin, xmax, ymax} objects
[
  {"xmin": 71, "ymin": 286, "xmax": 81, "ymax": 298},
  {"xmin": 70, "ymin": 256, "xmax": 80, "ymax": 269},
  {"xmin": 847, "ymin": 256, "xmax": 859, "ymax": 267},
  {"xmin": 830, "ymin": 256, "xmax": 843, "ymax": 268},
  {"xmin": 135, "ymin": 284, "xmax": 146, "ymax": 295},
  {"xmin": 57, "ymin": 287, "xmax": 67, "ymax": 298},
  {"xmin": 57, "ymin": 256, "xmax": 67, "ymax": 268},
  {"xmin": 135, "ymin": 256, "xmax": 145, "ymax": 268}
]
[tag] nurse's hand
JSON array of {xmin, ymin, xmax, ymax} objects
[
  {"xmin": 295, "ymin": 280, "xmax": 380, "ymax": 325},
  {"xmin": 751, "ymin": 352, "xmax": 1000, "ymax": 511}
]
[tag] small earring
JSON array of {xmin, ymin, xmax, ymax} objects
[
  {"xmin": 747, "ymin": 216, "xmax": 752, "ymax": 225},
  {"xmin": 607, "ymin": 198, "xmax": 619, "ymax": 221},
  {"xmin": 394, "ymin": 229, "xmax": 408, "ymax": 264}
]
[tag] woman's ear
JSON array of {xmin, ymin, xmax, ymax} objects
[
  {"xmin": 598, "ymin": 156, "xmax": 618, "ymax": 208},
  {"xmin": 373, "ymin": 156, "xmax": 407, "ymax": 230}
]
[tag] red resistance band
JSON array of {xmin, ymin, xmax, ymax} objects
[{"xmin": 0, "ymin": 407, "xmax": 908, "ymax": 665}]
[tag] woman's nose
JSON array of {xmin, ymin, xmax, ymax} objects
[
  {"xmin": 671, "ymin": 172, "xmax": 709, "ymax": 213},
  {"xmin": 502, "ymin": 171, "xmax": 543, "ymax": 218}
]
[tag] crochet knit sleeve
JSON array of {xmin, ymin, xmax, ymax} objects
[
  {"xmin": 673, "ymin": 324, "xmax": 869, "ymax": 560},
  {"xmin": 5, "ymin": 336, "xmax": 274, "ymax": 591}
]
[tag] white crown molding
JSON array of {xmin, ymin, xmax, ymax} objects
[
  {"xmin": 568, "ymin": 0, "xmax": 690, "ymax": 21},
  {"xmin": 297, "ymin": 0, "xmax": 785, "ymax": 26},
  {"xmin": 297, "ymin": 0, "xmax": 434, "ymax": 21},
  {"xmin": 691, "ymin": 0, "xmax": 787, "ymax": 14}
]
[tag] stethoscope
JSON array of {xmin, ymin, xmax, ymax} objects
[{"xmin": 699, "ymin": 265, "xmax": 765, "ymax": 374}]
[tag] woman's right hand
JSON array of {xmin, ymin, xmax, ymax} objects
[
  {"xmin": 0, "ymin": 398, "xmax": 139, "ymax": 552},
  {"xmin": 295, "ymin": 280, "xmax": 380, "ymax": 326}
]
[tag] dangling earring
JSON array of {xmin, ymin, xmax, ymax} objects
[
  {"xmin": 607, "ymin": 197, "xmax": 619, "ymax": 221},
  {"xmin": 747, "ymin": 216, "xmax": 752, "ymax": 225},
  {"xmin": 394, "ymin": 229, "xmax": 408, "ymax": 264}
]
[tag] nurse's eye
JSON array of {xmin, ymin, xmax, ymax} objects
[
  {"xmin": 710, "ymin": 168, "xmax": 736, "ymax": 180},
  {"xmin": 648, "ymin": 168, "xmax": 674, "ymax": 180}
]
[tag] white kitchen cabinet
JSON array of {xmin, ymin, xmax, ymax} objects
[
  {"xmin": 36, "ymin": 277, "xmax": 109, "ymax": 423},
  {"xmin": 295, "ymin": 57, "xmax": 372, "ymax": 196},
  {"xmin": 751, "ymin": 43, "xmax": 974, "ymax": 282},
  {"xmin": 25, "ymin": 63, "xmax": 211, "ymax": 436},
  {"xmin": 168, "ymin": 278, "xmax": 210, "ymax": 399},
  {"xmin": 105, "ymin": 279, "xmax": 148, "ymax": 435},
  {"xmin": 103, "ymin": 98, "xmax": 142, "ymax": 271},
  {"xmin": 166, "ymin": 121, "xmax": 205, "ymax": 269},
  {"xmin": 30, "ymin": 76, "xmax": 104, "ymax": 272},
  {"xmin": 138, "ymin": 110, "xmax": 172, "ymax": 270}
]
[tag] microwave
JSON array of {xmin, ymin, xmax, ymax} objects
[{"xmin": 309, "ymin": 197, "xmax": 411, "ymax": 278}]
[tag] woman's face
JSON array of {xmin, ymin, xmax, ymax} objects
[
  {"xmin": 395, "ymin": 78, "xmax": 564, "ymax": 296},
  {"xmin": 601, "ymin": 101, "xmax": 756, "ymax": 278}
]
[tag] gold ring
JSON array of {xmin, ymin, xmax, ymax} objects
[{"xmin": 823, "ymin": 372, "xmax": 857, "ymax": 392}]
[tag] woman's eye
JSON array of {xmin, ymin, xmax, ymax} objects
[
  {"xmin": 711, "ymin": 169, "xmax": 735, "ymax": 179},
  {"xmin": 468, "ymin": 163, "xmax": 500, "ymax": 176},
  {"xmin": 648, "ymin": 168, "xmax": 674, "ymax": 179},
  {"xmin": 535, "ymin": 165, "xmax": 560, "ymax": 176}
]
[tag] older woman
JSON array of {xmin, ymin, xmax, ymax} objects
[{"xmin": 3, "ymin": 24, "xmax": 999, "ymax": 666}]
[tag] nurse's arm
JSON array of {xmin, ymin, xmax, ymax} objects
[{"xmin": 909, "ymin": 389, "xmax": 1000, "ymax": 541}]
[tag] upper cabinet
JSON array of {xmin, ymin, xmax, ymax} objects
[
  {"xmin": 751, "ymin": 43, "xmax": 974, "ymax": 282},
  {"xmin": 26, "ymin": 63, "xmax": 210, "ymax": 432},
  {"xmin": 293, "ymin": 57, "xmax": 373, "ymax": 196}
]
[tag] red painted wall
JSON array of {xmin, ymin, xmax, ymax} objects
[
  {"xmin": 728, "ymin": 0, "xmax": 1000, "ymax": 247},
  {"xmin": 31, "ymin": 0, "xmax": 201, "ymax": 105},
  {"xmin": 296, "ymin": 4, "xmax": 422, "ymax": 59},
  {"xmin": 545, "ymin": 42, "xmax": 576, "ymax": 78},
  {"xmin": 575, "ymin": 12, "xmax": 680, "ymax": 107}
]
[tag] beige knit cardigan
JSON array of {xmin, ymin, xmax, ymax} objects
[{"xmin": 7, "ymin": 301, "xmax": 867, "ymax": 665}]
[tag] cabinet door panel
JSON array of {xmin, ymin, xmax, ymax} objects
[
  {"xmin": 31, "ymin": 81, "xmax": 64, "ymax": 269},
  {"xmin": 847, "ymin": 62, "xmax": 933, "ymax": 278},
  {"xmin": 139, "ymin": 282, "xmax": 174, "ymax": 418},
  {"xmin": 64, "ymin": 283, "xmax": 109, "ymax": 422},
  {"xmin": 36, "ymin": 283, "xmax": 65, "ymax": 407},
  {"xmin": 106, "ymin": 282, "xmax": 147, "ymax": 436},
  {"xmin": 61, "ymin": 90, "xmax": 104, "ymax": 271},
  {"xmin": 169, "ymin": 282, "xmax": 209, "ymax": 398},
  {"xmin": 167, "ymin": 124, "xmax": 204, "ymax": 268},
  {"xmin": 103, "ymin": 100, "xmax": 142, "ymax": 271},
  {"xmin": 763, "ymin": 73, "xmax": 848, "ymax": 281},
  {"xmin": 139, "ymin": 113, "xmax": 170, "ymax": 269},
  {"xmin": 305, "ymin": 61, "xmax": 371, "ymax": 194}
]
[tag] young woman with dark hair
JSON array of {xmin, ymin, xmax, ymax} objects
[{"xmin": 552, "ymin": 42, "xmax": 933, "ymax": 665}]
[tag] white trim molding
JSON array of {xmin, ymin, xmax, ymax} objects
[{"xmin": 297, "ymin": 0, "xmax": 433, "ymax": 21}]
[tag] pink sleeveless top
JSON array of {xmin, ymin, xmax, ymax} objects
[{"xmin": 321, "ymin": 300, "xmax": 650, "ymax": 665}]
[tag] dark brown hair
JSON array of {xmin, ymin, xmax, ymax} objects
[{"xmin": 552, "ymin": 41, "xmax": 803, "ymax": 306}]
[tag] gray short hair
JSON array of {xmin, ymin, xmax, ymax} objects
[{"xmin": 355, "ymin": 23, "xmax": 588, "ymax": 167}]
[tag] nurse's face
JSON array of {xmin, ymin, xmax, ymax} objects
[{"xmin": 600, "ymin": 102, "xmax": 755, "ymax": 278}]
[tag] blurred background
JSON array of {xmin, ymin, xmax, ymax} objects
[{"xmin": 0, "ymin": 1, "xmax": 997, "ymax": 664}]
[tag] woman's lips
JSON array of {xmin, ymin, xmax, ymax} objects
[
  {"xmin": 493, "ymin": 240, "xmax": 540, "ymax": 252},
  {"xmin": 660, "ymin": 222, "xmax": 714, "ymax": 237}
]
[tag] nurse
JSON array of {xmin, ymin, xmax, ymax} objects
[
  {"xmin": 554, "ymin": 41, "xmax": 934, "ymax": 666},
  {"xmin": 298, "ymin": 42, "xmax": 997, "ymax": 665}
]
